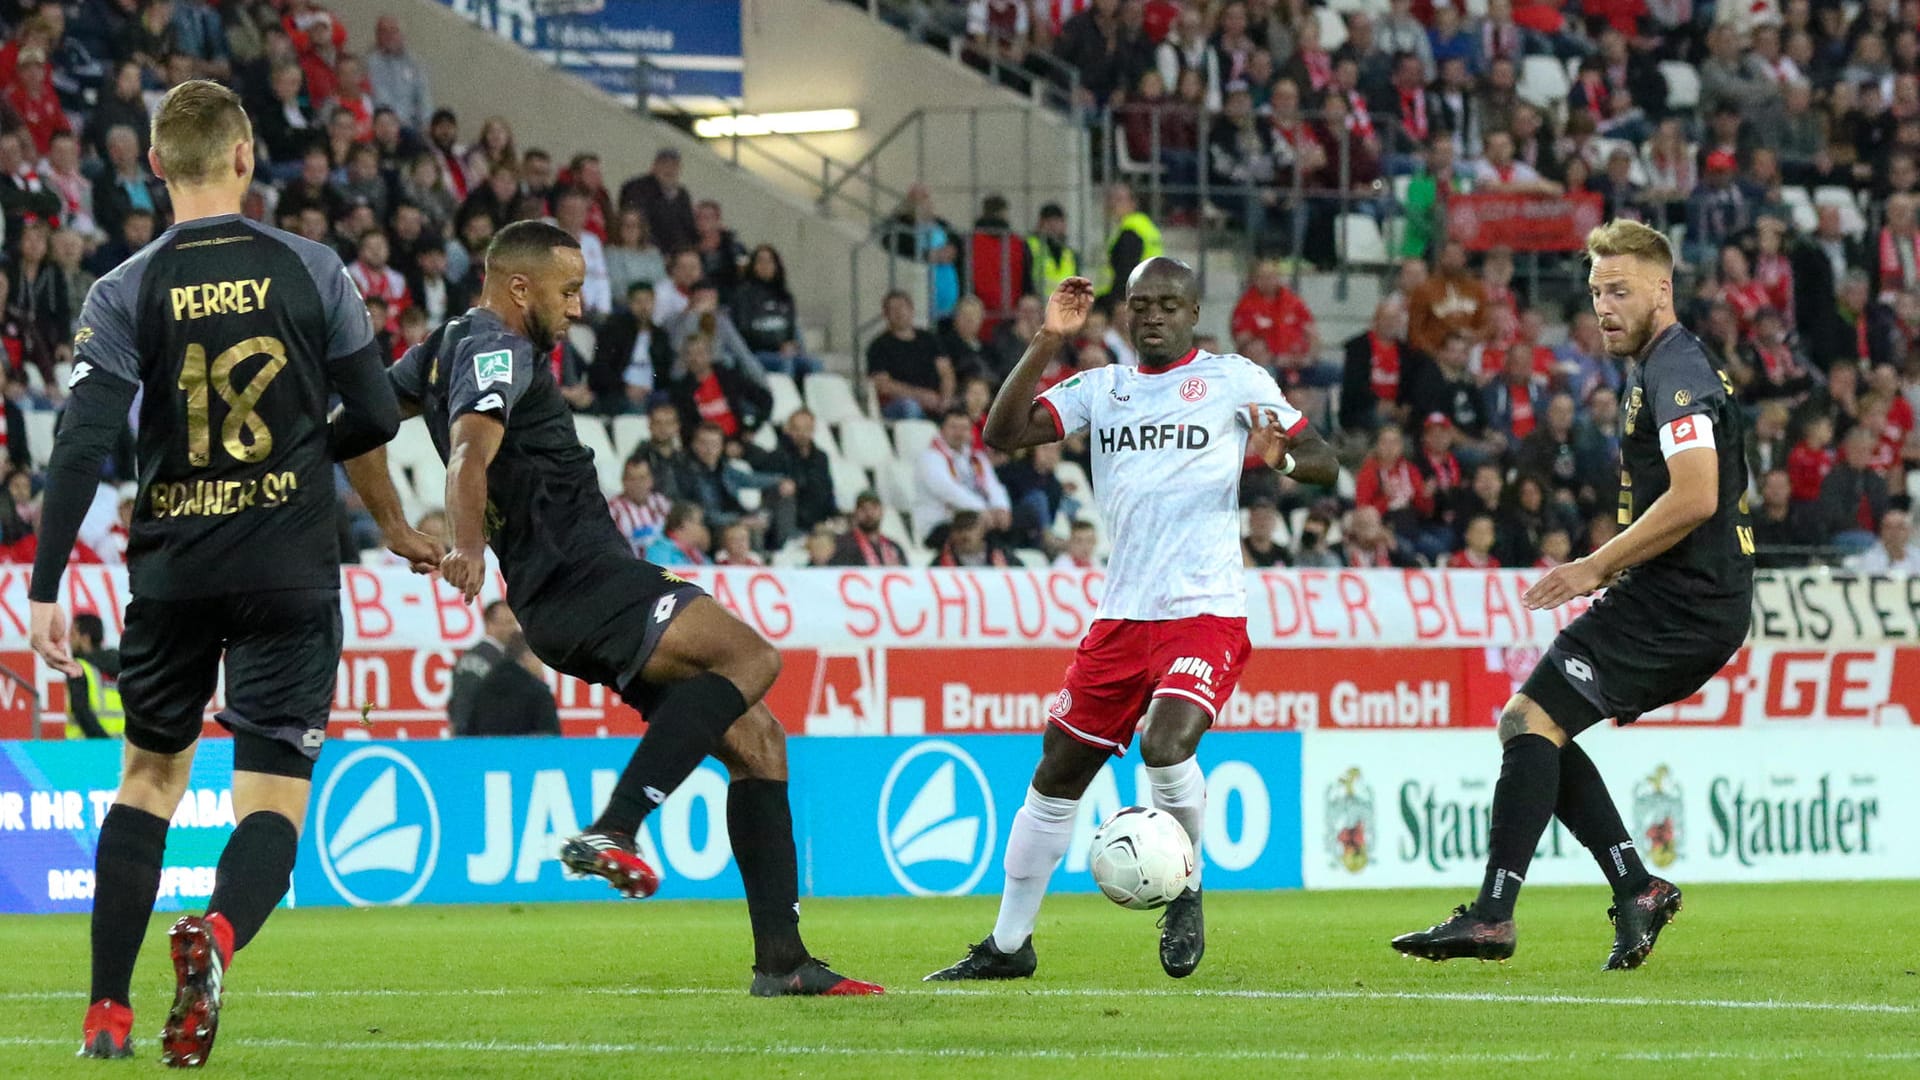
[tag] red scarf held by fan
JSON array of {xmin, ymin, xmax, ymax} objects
[
  {"xmin": 852, "ymin": 527, "xmax": 900, "ymax": 567},
  {"xmin": 1369, "ymin": 332, "xmax": 1400, "ymax": 403},
  {"xmin": 930, "ymin": 435, "xmax": 991, "ymax": 499}
]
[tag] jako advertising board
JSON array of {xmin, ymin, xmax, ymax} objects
[
  {"xmin": 1301, "ymin": 728, "xmax": 1920, "ymax": 890},
  {"xmin": 0, "ymin": 734, "xmax": 1300, "ymax": 913}
]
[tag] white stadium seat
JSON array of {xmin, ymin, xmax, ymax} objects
[
  {"xmin": 610, "ymin": 414, "xmax": 650, "ymax": 462},
  {"xmin": 829, "ymin": 457, "xmax": 870, "ymax": 513},
  {"xmin": 1315, "ymin": 6, "xmax": 1348, "ymax": 49},
  {"xmin": 23, "ymin": 410, "xmax": 56, "ymax": 468},
  {"xmin": 385, "ymin": 417, "xmax": 447, "ymax": 524},
  {"xmin": 804, "ymin": 372, "xmax": 865, "ymax": 427},
  {"xmin": 880, "ymin": 458, "xmax": 919, "ymax": 514},
  {"xmin": 1519, "ymin": 55, "xmax": 1570, "ymax": 108},
  {"xmin": 890, "ymin": 418, "xmax": 939, "ymax": 458},
  {"xmin": 1660, "ymin": 61, "xmax": 1700, "ymax": 111},
  {"xmin": 1336, "ymin": 214, "xmax": 1389, "ymax": 265},
  {"xmin": 836, "ymin": 417, "xmax": 895, "ymax": 472},
  {"xmin": 765, "ymin": 372, "xmax": 803, "ymax": 425},
  {"xmin": 571, "ymin": 414, "xmax": 622, "ymax": 495}
]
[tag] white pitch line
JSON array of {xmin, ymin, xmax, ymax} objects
[
  {"xmin": 0, "ymin": 985, "xmax": 1911, "ymax": 1015},
  {"xmin": 1, "ymin": 1035, "xmax": 1917, "ymax": 1065}
]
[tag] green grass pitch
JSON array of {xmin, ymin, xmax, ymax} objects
[{"xmin": 3, "ymin": 882, "xmax": 1917, "ymax": 1078}]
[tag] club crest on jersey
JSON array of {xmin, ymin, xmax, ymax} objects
[
  {"xmin": 1048, "ymin": 689, "xmax": 1072, "ymax": 719},
  {"xmin": 1179, "ymin": 377, "xmax": 1208, "ymax": 402},
  {"xmin": 1096, "ymin": 423, "xmax": 1211, "ymax": 453},
  {"xmin": 474, "ymin": 348, "xmax": 514, "ymax": 389}
]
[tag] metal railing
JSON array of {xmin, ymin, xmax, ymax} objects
[{"xmin": 0, "ymin": 660, "xmax": 43, "ymax": 740}]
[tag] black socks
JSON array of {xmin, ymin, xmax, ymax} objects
[
  {"xmin": 1556, "ymin": 741, "xmax": 1652, "ymax": 897},
  {"xmin": 208, "ymin": 811, "xmax": 300, "ymax": 954},
  {"xmin": 727, "ymin": 779, "xmax": 808, "ymax": 974},
  {"xmin": 1475, "ymin": 733, "xmax": 1560, "ymax": 922},
  {"xmin": 90, "ymin": 805, "xmax": 169, "ymax": 1006},
  {"xmin": 594, "ymin": 672, "xmax": 748, "ymax": 836}
]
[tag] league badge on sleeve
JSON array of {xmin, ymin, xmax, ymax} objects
[{"xmin": 474, "ymin": 349, "xmax": 514, "ymax": 389}]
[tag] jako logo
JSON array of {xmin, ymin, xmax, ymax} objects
[
  {"xmin": 314, "ymin": 746, "xmax": 442, "ymax": 907},
  {"xmin": 877, "ymin": 741, "xmax": 997, "ymax": 897}
]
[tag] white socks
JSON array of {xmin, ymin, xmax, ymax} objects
[
  {"xmin": 990, "ymin": 787, "xmax": 1078, "ymax": 953},
  {"xmin": 1147, "ymin": 756, "xmax": 1206, "ymax": 889}
]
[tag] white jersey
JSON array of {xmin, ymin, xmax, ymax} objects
[{"xmin": 1036, "ymin": 348, "xmax": 1304, "ymax": 621}]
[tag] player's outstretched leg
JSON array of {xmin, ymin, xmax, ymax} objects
[
  {"xmin": 1140, "ymin": 698, "xmax": 1210, "ymax": 979},
  {"xmin": 80, "ymin": 747, "xmax": 194, "ymax": 1060},
  {"xmin": 925, "ymin": 728, "xmax": 1105, "ymax": 982},
  {"xmin": 1392, "ymin": 695, "xmax": 1564, "ymax": 962},
  {"xmin": 1556, "ymin": 742, "xmax": 1682, "ymax": 969},
  {"xmin": 163, "ymin": 753, "xmax": 310, "ymax": 1068},
  {"xmin": 562, "ymin": 598, "xmax": 778, "ymax": 898},
  {"xmin": 716, "ymin": 704, "xmax": 882, "ymax": 997}
]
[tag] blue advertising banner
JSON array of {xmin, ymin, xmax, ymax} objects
[
  {"xmin": 0, "ymin": 741, "xmax": 236, "ymax": 915},
  {"xmin": 292, "ymin": 734, "xmax": 1302, "ymax": 907},
  {"xmin": 0, "ymin": 733, "xmax": 1301, "ymax": 912},
  {"xmin": 436, "ymin": 0, "xmax": 743, "ymax": 109}
]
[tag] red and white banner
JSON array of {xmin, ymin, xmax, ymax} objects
[
  {"xmin": 2, "ymin": 568, "xmax": 1916, "ymax": 738},
  {"xmin": 1446, "ymin": 192, "xmax": 1606, "ymax": 252}
]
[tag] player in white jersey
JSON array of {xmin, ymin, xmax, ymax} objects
[{"xmin": 925, "ymin": 261, "xmax": 1337, "ymax": 982}]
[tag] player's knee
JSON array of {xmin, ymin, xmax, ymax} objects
[
  {"xmin": 713, "ymin": 633, "xmax": 781, "ymax": 704},
  {"xmin": 117, "ymin": 745, "xmax": 195, "ymax": 816},
  {"xmin": 1138, "ymin": 723, "xmax": 1198, "ymax": 767},
  {"xmin": 1497, "ymin": 706, "xmax": 1534, "ymax": 744},
  {"xmin": 1498, "ymin": 699, "xmax": 1566, "ymax": 745}
]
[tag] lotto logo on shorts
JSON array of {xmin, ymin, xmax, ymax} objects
[
  {"xmin": 1048, "ymin": 689, "xmax": 1072, "ymax": 719},
  {"xmin": 1564, "ymin": 657, "xmax": 1594, "ymax": 682}
]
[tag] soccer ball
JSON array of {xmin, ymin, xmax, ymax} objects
[{"xmin": 1088, "ymin": 807, "xmax": 1195, "ymax": 910}]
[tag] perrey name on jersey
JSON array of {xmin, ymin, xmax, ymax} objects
[
  {"xmin": 1096, "ymin": 422, "xmax": 1212, "ymax": 453},
  {"xmin": 170, "ymin": 278, "xmax": 273, "ymax": 321}
]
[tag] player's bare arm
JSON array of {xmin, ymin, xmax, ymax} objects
[
  {"xmin": 443, "ymin": 411, "xmax": 507, "ymax": 600},
  {"xmin": 984, "ymin": 277, "xmax": 1093, "ymax": 452},
  {"xmin": 1525, "ymin": 445, "xmax": 1717, "ymax": 610},
  {"xmin": 1247, "ymin": 405, "xmax": 1339, "ymax": 487}
]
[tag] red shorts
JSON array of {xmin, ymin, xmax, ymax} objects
[{"xmin": 1046, "ymin": 615, "xmax": 1252, "ymax": 756}]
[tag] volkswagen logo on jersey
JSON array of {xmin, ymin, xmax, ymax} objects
[
  {"xmin": 313, "ymin": 746, "xmax": 443, "ymax": 907},
  {"xmin": 877, "ymin": 741, "xmax": 998, "ymax": 897}
]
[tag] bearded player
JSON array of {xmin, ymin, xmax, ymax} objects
[
  {"xmin": 1392, "ymin": 220, "xmax": 1752, "ymax": 969},
  {"xmin": 926, "ymin": 263, "xmax": 1338, "ymax": 982},
  {"xmin": 343, "ymin": 221, "xmax": 881, "ymax": 997}
]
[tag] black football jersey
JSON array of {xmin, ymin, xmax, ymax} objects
[
  {"xmin": 70, "ymin": 214, "xmax": 375, "ymax": 599},
  {"xmin": 1615, "ymin": 324, "xmax": 1754, "ymax": 635},
  {"xmin": 389, "ymin": 308, "xmax": 630, "ymax": 599}
]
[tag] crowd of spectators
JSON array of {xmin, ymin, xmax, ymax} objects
[
  {"xmin": 849, "ymin": 0, "xmax": 1920, "ymax": 570},
  {"xmin": 0, "ymin": 0, "xmax": 872, "ymax": 570},
  {"xmin": 8, "ymin": 0, "xmax": 1920, "ymax": 576}
]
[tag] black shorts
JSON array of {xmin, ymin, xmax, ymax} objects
[
  {"xmin": 516, "ymin": 555, "xmax": 706, "ymax": 699},
  {"xmin": 118, "ymin": 588, "xmax": 342, "ymax": 773},
  {"xmin": 1521, "ymin": 586, "xmax": 1745, "ymax": 732}
]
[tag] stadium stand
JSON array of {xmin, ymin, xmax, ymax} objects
[{"xmin": 3, "ymin": 0, "xmax": 1915, "ymax": 576}]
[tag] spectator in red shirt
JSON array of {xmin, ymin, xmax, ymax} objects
[
  {"xmin": 1230, "ymin": 258, "xmax": 1317, "ymax": 364},
  {"xmin": 1786, "ymin": 413, "xmax": 1836, "ymax": 504},
  {"xmin": 4, "ymin": 49, "xmax": 66, "ymax": 156},
  {"xmin": 1445, "ymin": 513, "xmax": 1503, "ymax": 568},
  {"xmin": 329, "ymin": 53, "xmax": 375, "ymax": 142},
  {"xmin": 1354, "ymin": 424, "xmax": 1433, "ymax": 535}
]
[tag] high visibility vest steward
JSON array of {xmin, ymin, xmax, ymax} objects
[
  {"xmin": 1026, "ymin": 235, "xmax": 1081, "ymax": 297},
  {"xmin": 66, "ymin": 658, "xmax": 125, "ymax": 739},
  {"xmin": 1096, "ymin": 211, "xmax": 1164, "ymax": 295}
]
